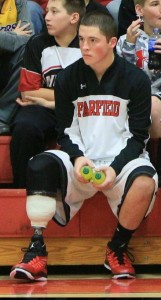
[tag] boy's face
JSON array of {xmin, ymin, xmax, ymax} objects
[
  {"xmin": 137, "ymin": 0, "xmax": 161, "ymax": 29},
  {"xmin": 79, "ymin": 25, "xmax": 116, "ymax": 69},
  {"xmin": 45, "ymin": 0, "xmax": 73, "ymax": 37}
]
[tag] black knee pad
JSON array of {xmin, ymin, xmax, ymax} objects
[{"xmin": 26, "ymin": 152, "xmax": 67, "ymax": 197}]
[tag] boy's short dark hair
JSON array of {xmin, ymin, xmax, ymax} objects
[
  {"xmin": 133, "ymin": 0, "xmax": 145, "ymax": 5},
  {"xmin": 63, "ymin": 0, "xmax": 86, "ymax": 20},
  {"xmin": 80, "ymin": 10, "xmax": 118, "ymax": 39}
]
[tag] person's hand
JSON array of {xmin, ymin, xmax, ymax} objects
[
  {"xmin": 74, "ymin": 156, "xmax": 94, "ymax": 183},
  {"xmin": 91, "ymin": 166, "xmax": 116, "ymax": 191},
  {"xmin": 13, "ymin": 20, "xmax": 32, "ymax": 36},
  {"xmin": 74, "ymin": 157, "xmax": 116, "ymax": 190},
  {"xmin": 16, "ymin": 96, "xmax": 55, "ymax": 109},
  {"xmin": 126, "ymin": 19, "xmax": 142, "ymax": 44},
  {"xmin": 153, "ymin": 38, "xmax": 161, "ymax": 54}
]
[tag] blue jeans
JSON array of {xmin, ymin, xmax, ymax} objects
[{"xmin": 27, "ymin": 1, "xmax": 44, "ymax": 34}]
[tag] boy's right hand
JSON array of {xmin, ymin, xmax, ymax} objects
[{"xmin": 74, "ymin": 156, "xmax": 94, "ymax": 183}]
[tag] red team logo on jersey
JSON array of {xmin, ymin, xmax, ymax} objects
[
  {"xmin": 136, "ymin": 50, "xmax": 147, "ymax": 69},
  {"xmin": 77, "ymin": 100, "xmax": 120, "ymax": 117}
]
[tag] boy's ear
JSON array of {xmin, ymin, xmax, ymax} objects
[
  {"xmin": 109, "ymin": 37, "xmax": 117, "ymax": 48},
  {"xmin": 135, "ymin": 4, "xmax": 143, "ymax": 17},
  {"xmin": 70, "ymin": 12, "xmax": 80, "ymax": 24}
]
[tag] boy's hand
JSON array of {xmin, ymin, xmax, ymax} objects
[
  {"xmin": 74, "ymin": 157, "xmax": 116, "ymax": 190},
  {"xmin": 126, "ymin": 19, "xmax": 142, "ymax": 44},
  {"xmin": 92, "ymin": 166, "xmax": 116, "ymax": 191},
  {"xmin": 16, "ymin": 96, "xmax": 55, "ymax": 109},
  {"xmin": 74, "ymin": 156, "xmax": 94, "ymax": 183},
  {"xmin": 153, "ymin": 38, "xmax": 161, "ymax": 54},
  {"xmin": 13, "ymin": 20, "xmax": 32, "ymax": 36}
]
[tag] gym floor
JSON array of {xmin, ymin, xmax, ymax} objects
[{"xmin": 1, "ymin": 265, "xmax": 161, "ymax": 298}]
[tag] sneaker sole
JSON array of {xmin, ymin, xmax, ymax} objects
[
  {"xmin": 104, "ymin": 262, "xmax": 136, "ymax": 279},
  {"xmin": 10, "ymin": 268, "xmax": 47, "ymax": 281}
]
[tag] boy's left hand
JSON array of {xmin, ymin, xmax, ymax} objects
[
  {"xmin": 126, "ymin": 19, "xmax": 142, "ymax": 44},
  {"xmin": 92, "ymin": 166, "xmax": 116, "ymax": 191}
]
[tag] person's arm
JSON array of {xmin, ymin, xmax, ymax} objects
[
  {"xmin": 117, "ymin": 18, "xmax": 144, "ymax": 65},
  {"xmin": 0, "ymin": 0, "xmax": 34, "ymax": 52},
  {"xmin": 110, "ymin": 70, "xmax": 151, "ymax": 176},
  {"xmin": 18, "ymin": 34, "xmax": 54, "ymax": 105},
  {"xmin": 55, "ymin": 66, "xmax": 84, "ymax": 161},
  {"xmin": 21, "ymin": 88, "xmax": 54, "ymax": 102},
  {"xmin": 116, "ymin": 35, "xmax": 137, "ymax": 64},
  {"xmin": 16, "ymin": 95, "xmax": 55, "ymax": 108}
]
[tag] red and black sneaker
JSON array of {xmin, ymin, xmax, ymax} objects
[
  {"xmin": 104, "ymin": 242, "xmax": 135, "ymax": 279},
  {"xmin": 10, "ymin": 236, "xmax": 48, "ymax": 281}
]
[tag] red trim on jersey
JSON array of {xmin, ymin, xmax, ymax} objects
[
  {"xmin": 18, "ymin": 68, "xmax": 42, "ymax": 92},
  {"xmin": 42, "ymin": 65, "xmax": 61, "ymax": 75}
]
